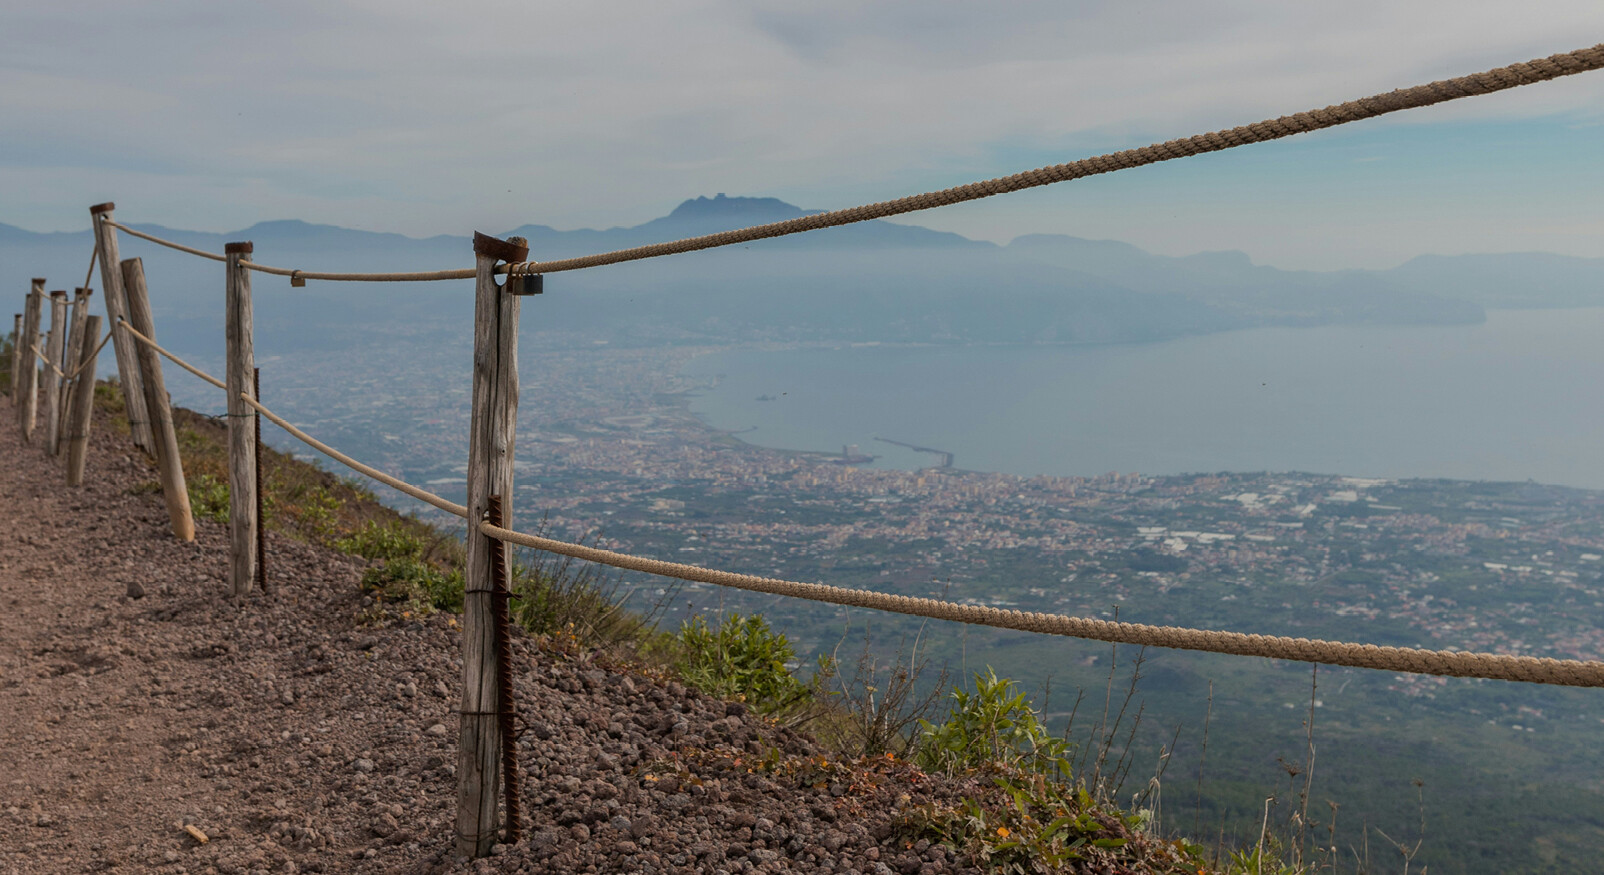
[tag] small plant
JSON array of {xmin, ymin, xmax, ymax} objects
[
  {"xmin": 916, "ymin": 668, "xmax": 1075, "ymax": 778},
  {"xmin": 337, "ymin": 520, "xmax": 428, "ymax": 562},
  {"xmin": 360, "ymin": 557, "xmax": 464, "ymax": 615},
  {"xmin": 188, "ymin": 474, "xmax": 230, "ymax": 522},
  {"xmin": 827, "ymin": 627, "xmax": 948, "ymax": 757},
  {"xmin": 282, "ymin": 483, "xmax": 343, "ymax": 543},
  {"xmin": 675, "ymin": 612, "xmax": 828, "ymax": 720},
  {"xmin": 506, "ymin": 534, "xmax": 647, "ymax": 650},
  {"xmin": 902, "ymin": 772, "xmax": 1204, "ymax": 875}
]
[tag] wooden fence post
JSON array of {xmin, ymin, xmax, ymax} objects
[
  {"xmin": 7, "ymin": 313, "xmax": 19, "ymax": 399},
  {"xmin": 456, "ymin": 232, "xmax": 527, "ymax": 859},
  {"xmin": 55, "ymin": 287, "xmax": 93, "ymax": 454},
  {"xmin": 89, "ymin": 203, "xmax": 155, "ymax": 454},
  {"xmin": 65, "ymin": 316, "xmax": 102, "ymax": 487},
  {"xmin": 41, "ymin": 291, "xmax": 68, "ymax": 455},
  {"xmin": 225, "ymin": 242, "xmax": 258, "ymax": 599},
  {"xmin": 123, "ymin": 257, "xmax": 195, "ymax": 542},
  {"xmin": 18, "ymin": 283, "xmax": 43, "ymax": 441}
]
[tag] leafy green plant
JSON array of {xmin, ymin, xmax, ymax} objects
[
  {"xmin": 902, "ymin": 773, "xmax": 1201, "ymax": 875},
  {"xmin": 675, "ymin": 613, "xmax": 827, "ymax": 718},
  {"xmin": 916, "ymin": 668, "xmax": 1075, "ymax": 778},
  {"xmin": 337, "ymin": 520, "xmax": 428, "ymax": 562},
  {"xmin": 282, "ymin": 483, "xmax": 343, "ymax": 543},
  {"xmin": 360, "ymin": 557, "xmax": 464, "ymax": 615},
  {"xmin": 188, "ymin": 473, "xmax": 230, "ymax": 522}
]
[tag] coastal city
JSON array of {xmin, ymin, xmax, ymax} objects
[{"xmin": 247, "ymin": 338, "xmax": 1604, "ymax": 673}]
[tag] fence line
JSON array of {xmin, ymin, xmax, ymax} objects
[
  {"xmin": 15, "ymin": 41, "xmax": 1604, "ymax": 858},
  {"xmin": 100, "ymin": 217, "xmax": 479, "ymax": 282},
  {"xmin": 106, "ymin": 331, "xmax": 1604, "ymax": 692}
]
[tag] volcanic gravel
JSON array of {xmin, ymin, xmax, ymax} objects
[{"xmin": 0, "ymin": 393, "xmax": 1188, "ymax": 875}]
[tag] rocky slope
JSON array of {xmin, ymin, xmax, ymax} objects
[{"xmin": 0, "ymin": 391, "xmax": 1198, "ymax": 875}]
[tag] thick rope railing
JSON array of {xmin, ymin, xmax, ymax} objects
[
  {"xmin": 503, "ymin": 43, "xmax": 1604, "ymax": 276},
  {"xmin": 477, "ymin": 520, "xmax": 1604, "ymax": 688},
  {"xmin": 99, "ymin": 216, "xmax": 479, "ymax": 281},
  {"xmin": 116, "ymin": 320, "xmax": 226, "ymax": 390},
  {"xmin": 31, "ymin": 343, "xmax": 64, "ymax": 378},
  {"xmin": 96, "ymin": 331, "xmax": 1604, "ymax": 689},
  {"xmin": 116, "ymin": 320, "xmax": 469, "ymax": 516},
  {"xmin": 81, "ymin": 247, "xmax": 98, "ymax": 296},
  {"xmin": 239, "ymin": 394, "xmax": 469, "ymax": 518},
  {"xmin": 100, "ymin": 44, "xmax": 1604, "ymax": 284},
  {"xmin": 101, "ymin": 219, "xmax": 227, "ymax": 263},
  {"xmin": 127, "ymin": 343, "xmax": 445, "ymax": 521},
  {"xmin": 103, "ymin": 351, "xmax": 1604, "ymax": 689},
  {"xmin": 64, "ymin": 331, "xmax": 113, "ymax": 382}
]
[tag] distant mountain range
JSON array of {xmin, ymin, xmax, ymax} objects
[{"xmin": 4, "ymin": 194, "xmax": 1602, "ymax": 352}]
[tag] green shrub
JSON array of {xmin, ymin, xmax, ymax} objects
[
  {"xmin": 506, "ymin": 542, "xmax": 644, "ymax": 650},
  {"xmin": 188, "ymin": 474, "xmax": 230, "ymax": 522},
  {"xmin": 675, "ymin": 613, "xmax": 823, "ymax": 716},
  {"xmin": 916, "ymin": 668, "xmax": 1074, "ymax": 778},
  {"xmin": 360, "ymin": 557, "xmax": 464, "ymax": 615},
  {"xmin": 283, "ymin": 484, "xmax": 343, "ymax": 543},
  {"xmin": 337, "ymin": 520, "xmax": 427, "ymax": 562},
  {"xmin": 905, "ymin": 777, "xmax": 1154, "ymax": 874}
]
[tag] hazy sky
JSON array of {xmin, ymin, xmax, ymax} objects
[{"xmin": 3, "ymin": 2, "xmax": 1602, "ymax": 269}]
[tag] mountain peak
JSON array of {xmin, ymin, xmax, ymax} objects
[{"xmin": 664, "ymin": 194, "xmax": 807, "ymax": 224}]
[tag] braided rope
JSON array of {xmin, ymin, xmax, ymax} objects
[
  {"xmin": 82, "ymin": 246, "xmax": 98, "ymax": 296},
  {"xmin": 101, "ymin": 217, "xmax": 478, "ymax": 281},
  {"xmin": 504, "ymin": 43, "xmax": 1604, "ymax": 276},
  {"xmin": 116, "ymin": 320, "xmax": 226, "ymax": 390},
  {"xmin": 63, "ymin": 330, "xmax": 113, "ymax": 382},
  {"xmin": 102, "ymin": 44, "xmax": 1604, "ymax": 283},
  {"xmin": 31, "ymin": 343, "xmax": 64, "ymax": 378},
  {"xmin": 237, "ymin": 393, "xmax": 469, "ymax": 518},
  {"xmin": 241, "ymin": 261, "xmax": 475, "ymax": 283},
  {"xmin": 119, "ymin": 346, "xmax": 1604, "ymax": 688},
  {"xmin": 478, "ymin": 520, "xmax": 1604, "ymax": 688},
  {"xmin": 101, "ymin": 219, "xmax": 227, "ymax": 263}
]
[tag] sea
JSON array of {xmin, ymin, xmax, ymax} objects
[{"xmin": 682, "ymin": 307, "xmax": 1604, "ymax": 490}]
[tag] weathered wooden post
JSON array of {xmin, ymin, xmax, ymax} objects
[
  {"xmin": 7, "ymin": 314, "xmax": 19, "ymax": 399},
  {"xmin": 123, "ymin": 257, "xmax": 195, "ymax": 542},
  {"xmin": 89, "ymin": 203, "xmax": 154, "ymax": 454},
  {"xmin": 65, "ymin": 316, "xmax": 102, "ymax": 487},
  {"xmin": 55, "ymin": 287, "xmax": 93, "ymax": 454},
  {"xmin": 18, "ymin": 283, "xmax": 43, "ymax": 440},
  {"xmin": 456, "ymin": 232, "xmax": 527, "ymax": 858},
  {"xmin": 225, "ymin": 241, "xmax": 258, "ymax": 598},
  {"xmin": 62, "ymin": 288, "xmax": 90, "ymax": 382},
  {"xmin": 41, "ymin": 291, "xmax": 68, "ymax": 455}
]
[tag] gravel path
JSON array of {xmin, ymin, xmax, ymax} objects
[{"xmin": 0, "ymin": 393, "xmax": 1190, "ymax": 875}]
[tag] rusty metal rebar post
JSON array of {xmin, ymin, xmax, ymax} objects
[
  {"xmin": 486, "ymin": 494, "xmax": 521, "ymax": 843},
  {"xmin": 254, "ymin": 367, "xmax": 269, "ymax": 593}
]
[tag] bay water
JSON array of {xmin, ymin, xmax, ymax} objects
[{"xmin": 683, "ymin": 307, "xmax": 1604, "ymax": 489}]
